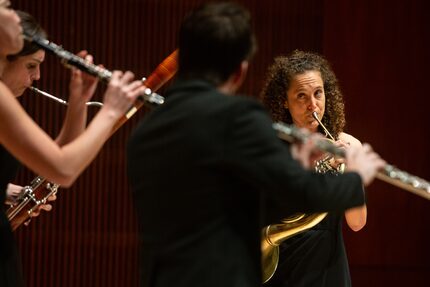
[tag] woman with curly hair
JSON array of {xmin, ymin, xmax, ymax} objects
[{"xmin": 261, "ymin": 50, "xmax": 366, "ymax": 287}]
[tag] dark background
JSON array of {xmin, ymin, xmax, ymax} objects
[{"xmin": 11, "ymin": 0, "xmax": 430, "ymax": 286}]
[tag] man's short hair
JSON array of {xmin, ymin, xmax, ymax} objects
[{"xmin": 178, "ymin": 2, "xmax": 256, "ymax": 85}]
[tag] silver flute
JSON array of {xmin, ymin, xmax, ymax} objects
[
  {"xmin": 273, "ymin": 122, "xmax": 430, "ymax": 199},
  {"xmin": 30, "ymin": 86, "xmax": 103, "ymax": 107}
]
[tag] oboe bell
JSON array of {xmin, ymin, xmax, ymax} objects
[{"xmin": 138, "ymin": 87, "xmax": 164, "ymax": 105}]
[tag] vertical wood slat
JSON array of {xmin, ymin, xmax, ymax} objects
[
  {"xmin": 12, "ymin": 1, "xmax": 429, "ymax": 287},
  {"xmin": 322, "ymin": 0, "xmax": 430, "ymax": 286},
  {"xmin": 10, "ymin": 1, "xmax": 322, "ymax": 286}
]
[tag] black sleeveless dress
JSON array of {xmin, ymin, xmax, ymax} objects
[
  {"xmin": 0, "ymin": 145, "xmax": 25, "ymax": 287},
  {"xmin": 265, "ymin": 213, "xmax": 351, "ymax": 287}
]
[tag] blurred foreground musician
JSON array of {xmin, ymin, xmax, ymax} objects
[{"xmin": 126, "ymin": 2, "xmax": 385, "ymax": 287}]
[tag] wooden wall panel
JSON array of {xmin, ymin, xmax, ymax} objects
[
  {"xmin": 11, "ymin": 1, "xmax": 323, "ymax": 286},
  {"xmin": 322, "ymin": 0, "xmax": 430, "ymax": 286},
  {"xmin": 10, "ymin": 0, "xmax": 430, "ymax": 286}
]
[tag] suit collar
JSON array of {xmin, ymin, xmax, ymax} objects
[{"xmin": 166, "ymin": 79, "xmax": 217, "ymax": 98}]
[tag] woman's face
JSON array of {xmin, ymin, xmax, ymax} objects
[
  {"xmin": 0, "ymin": 2, "xmax": 23, "ymax": 56},
  {"xmin": 285, "ymin": 70, "xmax": 325, "ymax": 132},
  {"xmin": 0, "ymin": 0, "xmax": 10, "ymax": 6},
  {"xmin": 2, "ymin": 49, "xmax": 45, "ymax": 97}
]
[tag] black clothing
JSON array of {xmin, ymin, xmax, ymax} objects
[
  {"xmin": 265, "ymin": 213, "xmax": 351, "ymax": 287},
  {"xmin": 0, "ymin": 145, "xmax": 24, "ymax": 287},
  {"xmin": 126, "ymin": 80, "xmax": 364, "ymax": 287}
]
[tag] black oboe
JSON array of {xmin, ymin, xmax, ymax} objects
[{"xmin": 24, "ymin": 34, "xmax": 164, "ymax": 106}]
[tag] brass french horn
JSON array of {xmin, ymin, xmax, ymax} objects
[
  {"xmin": 261, "ymin": 112, "xmax": 343, "ymax": 283},
  {"xmin": 264, "ymin": 119, "xmax": 430, "ymax": 281}
]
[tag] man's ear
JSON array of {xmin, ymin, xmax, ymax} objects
[
  {"xmin": 231, "ymin": 60, "xmax": 248, "ymax": 91},
  {"xmin": 218, "ymin": 60, "xmax": 249, "ymax": 94}
]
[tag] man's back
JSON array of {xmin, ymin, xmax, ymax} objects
[
  {"xmin": 127, "ymin": 79, "xmax": 364, "ymax": 287},
  {"xmin": 128, "ymin": 80, "xmax": 269, "ymax": 286},
  {"xmin": 128, "ymin": 80, "xmax": 264, "ymax": 238}
]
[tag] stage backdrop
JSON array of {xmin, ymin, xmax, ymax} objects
[{"xmin": 11, "ymin": 0, "xmax": 430, "ymax": 286}]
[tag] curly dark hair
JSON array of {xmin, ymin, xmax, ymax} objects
[{"xmin": 260, "ymin": 50, "xmax": 346, "ymax": 138}]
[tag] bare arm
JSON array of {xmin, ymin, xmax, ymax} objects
[
  {"xmin": 55, "ymin": 51, "xmax": 98, "ymax": 145},
  {"xmin": 0, "ymin": 71, "xmax": 142, "ymax": 187},
  {"xmin": 340, "ymin": 132, "xmax": 367, "ymax": 231}
]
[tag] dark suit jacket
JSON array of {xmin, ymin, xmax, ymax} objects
[
  {"xmin": 0, "ymin": 145, "xmax": 25, "ymax": 287},
  {"xmin": 126, "ymin": 80, "xmax": 364, "ymax": 287}
]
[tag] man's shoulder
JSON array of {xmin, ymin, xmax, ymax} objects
[
  {"xmin": 168, "ymin": 87, "xmax": 264, "ymax": 114},
  {"xmin": 166, "ymin": 80, "xmax": 262, "ymax": 106},
  {"xmin": 221, "ymin": 93, "xmax": 262, "ymax": 107}
]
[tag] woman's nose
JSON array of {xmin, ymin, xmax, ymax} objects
[
  {"xmin": 31, "ymin": 68, "xmax": 41, "ymax": 81},
  {"xmin": 307, "ymin": 97, "xmax": 317, "ymax": 110}
]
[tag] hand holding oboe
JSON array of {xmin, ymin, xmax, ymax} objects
[{"xmin": 102, "ymin": 71, "xmax": 145, "ymax": 120}]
